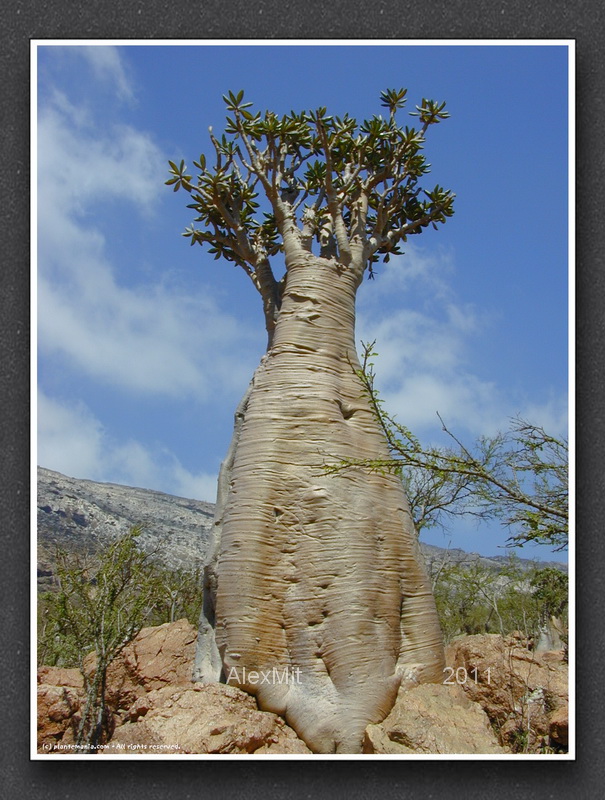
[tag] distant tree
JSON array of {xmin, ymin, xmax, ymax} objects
[
  {"xmin": 430, "ymin": 559, "xmax": 497, "ymax": 641},
  {"xmin": 530, "ymin": 566, "xmax": 568, "ymax": 623},
  {"xmin": 39, "ymin": 527, "xmax": 159, "ymax": 752},
  {"xmin": 328, "ymin": 341, "xmax": 568, "ymax": 551},
  {"xmin": 169, "ymin": 87, "xmax": 455, "ymax": 753},
  {"xmin": 148, "ymin": 566, "xmax": 204, "ymax": 626}
]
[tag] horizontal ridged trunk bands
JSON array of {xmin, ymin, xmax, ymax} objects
[{"xmin": 195, "ymin": 254, "xmax": 444, "ymax": 753}]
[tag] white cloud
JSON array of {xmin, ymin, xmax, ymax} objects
[
  {"xmin": 358, "ymin": 243, "xmax": 455, "ymax": 306},
  {"xmin": 37, "ymin": 392, "xmax": 105, "ymax": 480},
  {"xmin": 37, "ymin": 96, "xmax": 163, "ymax": 219},
  {"xmin": 516, "ymin": 395, "xmax": 569, "ymax": 440},
  {"xmin": 72, "ymin": 45, "xmax": 134, "ymax": 101},
  {"xmin": 356, "ymin": 245, "xmax": 560, "ymax": 439},
  {"xmin": 171, "ymin": 464, "xmax": 219, "ymax": 504},
  {"xmin": 37, "ymin": 271, "xmax": 252, "ymax": 399},
  {"xmin": 36, "ymin": 390, "xmax": 218, "ymax": 501},
  {"xmin": 35, "ymin": 71, "xmax": 263, "ymax": 497},
  {"xmin": 36, "ymin": 74, "xmax": 261, "ymax": 401},
  {"xmin": 379, "ymin": 372, "xmax": 501, "ymax": 434}
]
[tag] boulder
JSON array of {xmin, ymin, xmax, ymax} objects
[
  {"xmin": 81, "ymin": 618, "xmax": 199, "ymax": 721},
  {"xmin": 37, "ymin": 680, "xmax": 84, "ymax": 751},
  {"xmin": 363, "ymin": 683, "xmax": 506, "ymax": 754},
  {"xmin": 38, "ymin": 619, "xmax": 198, "ymax": 752},
  {"xmin": 549, "ymin": 704, "xmax": 569, "ymax": 747},
  {"xmin": 38, "ymin": 666, "xmax": 83, "ymax": 689},
  {"xmin": 120, "ymin": 618, "xmax": 198, "ymax": 690},
  {"xmin": 37, "ymin": 620, "xmax": 310, "ymax": 754},
  {"xmin": 103, "ymin": 683, "xmax": 311, "ymax": 754},
  {"xmin": 446, "ymin": 633, "xmax": 568, "ymax": 752}
]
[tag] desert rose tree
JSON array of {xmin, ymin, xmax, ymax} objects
[{"xmin": 168, "ymin": 88, "xmax": 455, "ymax": 753}]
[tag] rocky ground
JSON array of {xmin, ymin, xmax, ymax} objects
[{"xmin": 37, "ymin": 620, "xmax": 568, "ymax": 756}]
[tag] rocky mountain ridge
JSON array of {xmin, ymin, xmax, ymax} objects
[
  {"xmin": 36, "ymin": 466, "xmax": 565, "ymax": 591},
  {"xmin": 37, "ymin": 467, "xmax": 214, "ymax": 589}
]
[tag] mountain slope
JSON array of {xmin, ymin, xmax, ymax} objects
[
  {"xmin": 37, "ymin": 467, "xmax": 214, "ymax": 589},
  {"xmin": 36, "ymin": 467, "xmax": 564, "ymax": 591}
]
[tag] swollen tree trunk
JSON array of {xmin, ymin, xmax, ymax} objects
[{"xmin": 194, "ymin": 250, "xmax": 444, "ymax": 753}]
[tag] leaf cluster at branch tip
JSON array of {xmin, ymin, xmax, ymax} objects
[{"xmin": 166, "ymin": 87, "xmax": 455, "ymax": 283}]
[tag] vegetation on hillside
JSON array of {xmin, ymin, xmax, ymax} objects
[
  {"xmin": 425, "ymin": 554, "xmax": 568, "ymax": 645},
  {"xmin": 39, "ymin": 531, "xmax": 568, "ymax": 670}
]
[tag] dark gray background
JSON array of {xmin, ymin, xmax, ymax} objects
[{"xmin": 2, "ymin": 1, "xmax": 602, "ymax": 797}]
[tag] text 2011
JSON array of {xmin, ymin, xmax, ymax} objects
[{"xmin": 443, "ymin": 666, "xmax": 491, "ymax": 685}]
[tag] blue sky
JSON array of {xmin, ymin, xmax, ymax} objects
[{"xmin": 34, "ymin": 42, "xmax": 571, "ymax": 562}]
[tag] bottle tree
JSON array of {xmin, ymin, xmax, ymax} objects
[{"xmin": 168, "ymin": 88, "xmax": 455, "ymax": 753}]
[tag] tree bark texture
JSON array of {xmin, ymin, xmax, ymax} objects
[{"xmin": 194, "ymin": 253, "xmax": 445, "ymax": 753}]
